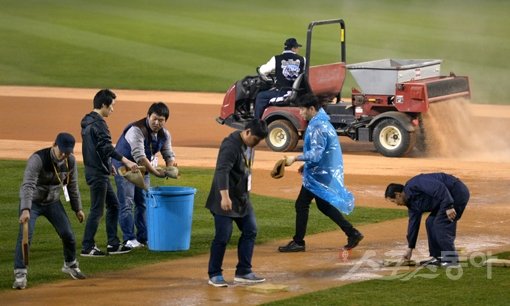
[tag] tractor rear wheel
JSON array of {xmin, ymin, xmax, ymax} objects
[
  {"xmin": 373, "ymin": 118, "xmax": 416, "ymax": 157},
  {"xmin": 266, "ymin": 120, "xmax": 299, "ymax": 152}
]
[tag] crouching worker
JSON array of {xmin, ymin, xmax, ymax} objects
[
  {"xmin": 385, "ymin": 172, "xmax": 470, "ymax": 267},
  {"xmin": 206, "ymin": 119, "xmax": 268, "ymax": 287},
  {"xmin": 13, "ymin": 133, "xmax": 86, "ymax": 290}
]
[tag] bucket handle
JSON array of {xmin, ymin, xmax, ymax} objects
[{"xmin": 147, "ymin": 193, "xmax": 158, "ymax": 208}]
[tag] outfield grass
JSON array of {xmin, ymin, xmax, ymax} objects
[
  {"xmin": 0, "ymin": 0, "xmax": 509, "ymax": 103},
  {"xmin": 0, "ymin": 160, "xmax": 407, "ymax": 290},
  {"xmin": 264, "ymin": 252, "xmax": 510, "ymax": 306}
]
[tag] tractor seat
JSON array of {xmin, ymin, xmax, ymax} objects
[{"xmin": 281, "ymin": 73, "xmax": 305, "ymax": 105}]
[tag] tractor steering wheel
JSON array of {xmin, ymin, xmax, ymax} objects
[{"xmin": 256, "ymin": 67, "xmax": 275, "ymax": 85}]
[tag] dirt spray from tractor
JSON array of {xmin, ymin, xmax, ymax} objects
[{"xmin": 423, "ymin": 99, "xmax": 510, "ymax": 161}]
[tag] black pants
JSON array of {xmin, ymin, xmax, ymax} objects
[
  {"xmin": 293, "ymin": 186, "xmax": 356, "ymax": 245},
  {"xmin": 82, "ymin": 174, "xmax": 121, "ymax": 251},
  {"xmin": 425, "ymin": 180, "xmax": 470, "ymax": 262}
]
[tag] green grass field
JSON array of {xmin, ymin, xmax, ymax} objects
[
  {"xmin": 1, "ymin": 0, "xmax": 509, "ymax": 103},
  {"xmin": 0, "ymin": 160, "xmax": 407, "ymax": 290}
]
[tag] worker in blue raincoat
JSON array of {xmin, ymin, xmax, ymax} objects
[{"xmin": 278, "ymin": 94, "xmax": 363, "ymax": 253}]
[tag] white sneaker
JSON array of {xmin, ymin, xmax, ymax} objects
[
  {"xmin": 125, "ymin": 239, "xmax": 143, "ymax": 249},
  {"xmin": 12, "ymin": 271, "xmax": 27, "ymax": 289},
  {"xmin": 62, "ymin": 263, "xmax": 86, "ymax": 279}
]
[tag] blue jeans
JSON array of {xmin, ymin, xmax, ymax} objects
[
  {"xmin": 208, "ymin": 211, "xmax": 257, "ymax": 278},
  {"xmin": 14, "ymin": 200, "xmax": 76, "ymax": 270},
  {"xmin": 114, "ymin": 174, "xmax": 150, "ymax": 242},
  {"xmin": 82, "ymin": 174, "xmax": 121, "ymax": 251}
]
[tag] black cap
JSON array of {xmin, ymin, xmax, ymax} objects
[
  {"xmin": 284, "ymin": 38, "xmax": 302, "ymax": 49},
  {"xmin": 55, "ymin": 132, "xmax": 75, "ymax": 154}
]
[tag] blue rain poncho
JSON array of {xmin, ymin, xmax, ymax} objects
[{"xmin": 297, "ymin": 108, "xmax": 355, "ymax": 214}]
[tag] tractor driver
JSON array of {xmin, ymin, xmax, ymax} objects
[{"xmin": 254, "ymin": 38, "xmax": 305, "ymax": 119}]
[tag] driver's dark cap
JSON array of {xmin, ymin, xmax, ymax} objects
[{"xmin": 284, "ymin": 38, "xmax": 302, "ymax": 50}]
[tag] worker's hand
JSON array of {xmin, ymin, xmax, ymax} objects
[
  {"xmin": 403, "ymin": 248, "xmax": 413, "ymax": 260},
  {"xmin": 154, "ymin": 168, "xmax": 167, "ymax": 178},
  {"xmin": 76, "ymin": 210, "xmax": 85, "ymax": 223},
  {"xmin": 284, "ymin": 156, "xmax": 296, "ymax": 166},
  {"xmin": 220, "ymin": 196, "xmax": 232, "ymax": 212},
  {"xmin": 128, "ymin": 162, "xmax": 139, "ymax": 172},
  {"xmin": 19, "ymin": 210, "xmax": 30, "ymax": 224},
  {"xmin": 446, "ymin": 207, "xmax": 457, "ymax": 222},
  {"xmin": 121, "ymin": 157, "xmax": 139, "ymax": 173},
  {"xmin": 298, "ymin": 164, "xmax": 304, "ymax": 175},
  {"xmin": 166, "ymin": 160, "xmax": 177, "ymax": 167}
]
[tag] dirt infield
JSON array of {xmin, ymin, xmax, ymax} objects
[{"xmin": 1, "ymin": 86, "xmax": 509, "ymax": 305}]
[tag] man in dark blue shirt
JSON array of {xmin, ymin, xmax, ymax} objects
[{"xmin": 385, "ymin": 173, "xmax": 470, "ymax": 267}]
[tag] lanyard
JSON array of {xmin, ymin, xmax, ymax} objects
[
  {"xmin": 149, "ymin": 133, "xmax": 158, "ymax": 161},
  {"xmin": 242, "ymin": 147, "xmax": 254, "ymax": 170},
  {"xmin": 52, "ymin": 159, "xmax": 69, "ymax": 186}
]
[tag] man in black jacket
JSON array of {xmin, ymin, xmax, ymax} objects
[
  {"xmin": 254, "ymin": 38, "xmax": 305, "ymax": 119},
  {"xmin": 206, "ymin": 119, "xmax": 268, "ymax": 287},
  {"xmin": 80, "ymin": 89, "xmax": 138, "ymax": 257}
]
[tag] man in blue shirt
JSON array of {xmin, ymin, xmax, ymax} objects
[
  {"xmin": 385, "ymin": 173, "xmax": 470, "ymax": 267},
  {"xmin": 114, "ymin": 102, "xmax": 177, "ymax": 248}
]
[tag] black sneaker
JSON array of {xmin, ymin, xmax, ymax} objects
[
  {"xmin": 420, "ymin": 257, "xmax": 441, "ymax": 266},
  {"xmin": 278, "ymin": 240, "xmax": 305, "ymax": 252},
  {"xmin": 344, "ymin": 232, "xmax": 364, "ymax": 250},
  {"xmin": 107, "ymin": 244, "xmax": 132, "ymax": 255},
  {"xmin": 441, "ymin": 261, "xmax": 460, "ymax": 268},
  {"xmin": 80, "ymin": 246, "xmax": 106, "ymax": 257}
]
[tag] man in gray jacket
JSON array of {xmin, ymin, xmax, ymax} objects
[{"xmin": 13, "ymin": 133, "xmax": 86, "ymax": 290}]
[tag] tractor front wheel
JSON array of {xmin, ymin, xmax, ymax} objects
[
  {"xmin": 373, "ymin": 118, "xmax": 416, "ymax": 157},
  {"xmin": 265, "ymin": 120, "xmax": 299, "ymax": 152}
]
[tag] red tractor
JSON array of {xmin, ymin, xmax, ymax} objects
[{"xmin": 216, "ymin": 19, "xmax": 470, "ymax": 157}]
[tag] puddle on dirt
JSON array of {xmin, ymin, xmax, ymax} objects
[
  {"xmin": 339, "ymin": 272, "xmax": 385, "ymax": 281},
  {"xmin": 330, "ymin": 233, "xmax": 510, "ymax": 283},
  {"xmin": 457, "ymin": 235, "xmax": 510, "ymax": 252}
]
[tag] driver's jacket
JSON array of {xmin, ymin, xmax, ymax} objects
[{"xmin": 259, "ymin": 50, "xmax": 305, "ymax": 89}]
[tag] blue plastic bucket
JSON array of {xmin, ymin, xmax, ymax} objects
[{"xmin": 145, "ymin": 186, "xmax": 196, "ymax": 251}]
